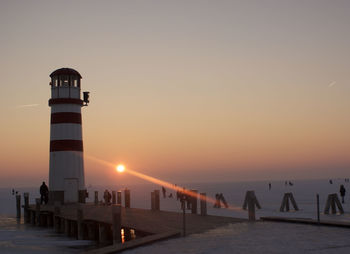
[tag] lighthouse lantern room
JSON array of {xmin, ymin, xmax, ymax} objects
[{"xmin": 48, "ymin": 68, "xmax": 89, "ymax": 204}]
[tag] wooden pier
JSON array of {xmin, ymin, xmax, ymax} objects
[{"xmin": 25, "ymin": 202, "xmax": 245, "ymax": 253}]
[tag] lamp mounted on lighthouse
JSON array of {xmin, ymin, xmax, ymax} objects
[{"xmin": 48, "ymin": 68, "xmax": 89, "ymax": 204}]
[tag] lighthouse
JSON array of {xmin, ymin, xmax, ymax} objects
[{"xmin": 48, "ymin": 68, "xmax": 89, "ymax": 204}]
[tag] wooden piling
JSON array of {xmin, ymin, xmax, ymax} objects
[
  {"xmin": 191, "ymin": 190, "xmax": 198, "ymax": 214},
  {"xmin": 124, "ymin": 189, "xmax": 130, "ymax": 208},
  {"xmin": 117, "ymin": 191, "xmax": 122, "ymax": 205},
  {"xmin": 112, "ymin": 191, "xmax": 116, "ymax": 205},
  {"xmin": 324, "ymin": 193, "xmax": 344, "ymax": 214},
  {"xmin": 99, "ymin": 223, "xmax": 111, "ymax": 244},
  {"xmin": 35, "ymin": 198, "xmax": 40, "ymax": 226},
  {"xmin": 23, "ymin": 193, "xmax": 29, "ymax": 222},
  {"xmin": 154, "ymin": 190, "xmax": 160, "ymax": 211},
  {"xmin": 94, "ymin": 191, "xmax": 99, "ymax": 205},
  {"xmin": 53, "ymin": 202, "xmax": 61, "ymax": 233},
  {"xmin": 316, "ymin": 194, "xmax": 320, "ymax": 223},
  {"xmin": 65, "ymin": 219, "xmax": 71, "ymax": 236},
  {"xmin": 16, "ymin": 194, "xmax": 21, "ymax": 219},
  {"xmin": 77, "ymin": 206, "xmax": 84, "ymax": 240},
  {"xmin": 243, "ymin": 191, "xmax": 261, "ymax": 221},
  {"xmin": 151, "ymin": 191, "xmax": 155, "ymax": 210},
  {"xmin": 112, "ymin": 205, "xmax": 121, "ymax": 244},
  {"xmin": 200, "ymin": 193, "xmax": 207, "ymax": 216}
]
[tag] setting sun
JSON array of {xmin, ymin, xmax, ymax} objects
[{"xmin": 116, "ymin": 164, "xmax": 125, "ymax": 173}]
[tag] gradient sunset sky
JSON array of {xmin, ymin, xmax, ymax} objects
[{"xmin": 1, "ymin": 0, "xmax": 349, "ymax": 187}]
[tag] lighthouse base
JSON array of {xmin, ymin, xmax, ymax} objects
[{"xmin": 48, "ymin": 190, "xmax": 86, "ymax": 205}]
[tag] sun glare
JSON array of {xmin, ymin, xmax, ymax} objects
[{"xmin": 116, "ymin": 164, "xmax": 125, "ymax": 173}]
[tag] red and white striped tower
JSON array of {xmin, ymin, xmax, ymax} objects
[{"xmin": 48, "ymin": 68, "xmax": 89, "ymax": 204}]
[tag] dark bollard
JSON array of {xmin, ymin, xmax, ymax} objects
[
  {"xmin": 112, "ymin": 191, "xmax": 116, "ymax": 204},
  {"xmin": 23, "ymin": 193, "xmax": 29, "ymax": 223},
  {"xmin": 112, "ymin": 205, "xmax": 121, "ymax": 244},
  {"xmin": 191, "ymin": 190, "xmax": 198, "ymax": 214},
  {"xmin": 35, "ymin": 198, "xmax": 41, "ymax": 226},
  {"xmin": 117, "ymin": 191, "xmax": 122, "ymax": 205},
  {"xmin": 16, "ymin": 195, "xmax": 21, "ymax": 219},
  {"xmin": 124, "ymin": 189, "xmax": 130, "ymax": 208},
  {"xmin": 200, "ymin": 193, "xmax": 207, "ymax": 216},
  {"xmin": 94, "ymin": 191, "xmax": 98, "ymax": 205}
]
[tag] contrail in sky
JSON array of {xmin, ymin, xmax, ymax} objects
[
  {"xmin": 16, "ymin": 104, "xmax": 40, "ymax": 108},
  {"xmin": 328, "ymin": 81, "xmax": 336, "ymax": 87}
]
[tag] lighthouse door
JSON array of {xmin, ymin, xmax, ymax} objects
[{"xmin": 64, "ymin": 178, "xmax": 78, "ymax": 203}]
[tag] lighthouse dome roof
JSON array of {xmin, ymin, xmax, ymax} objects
[{"xmin": 50, "ymin": 68, "xmax": 82, "ymax": 78}]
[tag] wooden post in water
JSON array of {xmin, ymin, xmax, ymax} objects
[
  {"xmin": 200, "ymin": 193, "xmax": 207, "ymax": 216},
  {"xmin": 112, "ymin": 205, "xmax": 121, "ymax": 244},
  {"xmin": 324, "ymin": 193, "xmax": 344, "ymax": 214},
  {"xmin": 124, "ymin": 189, "xmax": 130, "ymax": 208},
  {"xmin": 94, "ymin": 191, "xmax": 98, "ymax": 205},
  {"xmin": 280, "ymin": 193, "xmax": 299, "ymax": 212},
  {"xmin": 35, "ymin": 198, "xmax": 41, "ymax": 226},
  {"xmin": 112, "ymin": 191, "xmax": 116, "ymax": 205},
  {"xmin": 191, "ymin": 190, "xmax": 198, "ymax": 214},
  {"xmin": 16, "ymin": 195, "xmax": 21, "ymax": 219},
  {"xmin": 23, "ymin": 193, "xmax": 29, "ymax": 223},
  {"xmin": 117, "ymin": 191, "xmax": 122, "ymax": 205},
  {"xmin": 243, "ymin": 191, "xmax": 261, "ymax": 221}
]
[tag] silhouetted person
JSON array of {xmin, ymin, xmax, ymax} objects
[
  {"xmin": 162, "ymin": 186, "xmax": 166, "ymax": 198},
  {"xmin": 168, "ymin": 193, "xmax": 173, "ymax": 198},
  {"xmin": 329, "ymin": 179, "xmax": 333, "ymax": 184},
  {"xmin": 285, "ymin": 181, "xmax": 288, "ymax": 186},
  {"xmin": 214, "ymin": 193, "xmax": 221, "ymax": 208},
  {"xmin": 104, "ymin": 189, "xmax": 111, "ymax": 205},
  {"xmin": 340, "ymin": 185, "xmax": 346, "ymax": 203},
  {"xmin": 40, "ymin": 181, "xmax": 49, "ymax": 205},
  {"xmin": 269, "ymin": 183, "xmax": 271, "ymax": 190}
]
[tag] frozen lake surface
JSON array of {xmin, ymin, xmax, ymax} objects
[{"xmin": 1, "ymin": 178, "xmax": 350, "ymax": 253}]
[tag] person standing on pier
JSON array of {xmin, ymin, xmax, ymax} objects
[
  {"xmin": 340, "ymin": 185, "xmax": 346, "ymax": 203},
  {"xmin": 40, "ymin": 181, "xmax": 49, "ymax": 204}
]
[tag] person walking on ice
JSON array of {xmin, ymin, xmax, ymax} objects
[{"xmin": 340, "ymin": 184, "xmax": 346, "ymax": 203}]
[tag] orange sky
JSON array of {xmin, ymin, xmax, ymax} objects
[{"xmin": 0, "ymin": 1, "xmax": 349, "ymax": 187}]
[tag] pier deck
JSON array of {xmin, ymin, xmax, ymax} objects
[{"xmin": 27, "ymin": 203, "xmax": 245, "ymax": 253}]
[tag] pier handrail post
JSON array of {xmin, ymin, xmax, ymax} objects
[
  {"xmin": 316, "ymin": 194, "xmax": 320, "ymax": 224},
  {"xmin": 200, "ymin": 193, "xmax": 207, "ymax": 216},
  {"xmin": 94, "ymin": 191, "xmax": 98, "ymax": 205},
  {"xmin": 117, "ymin": 191, "xmax": 122, "ymax": 205},
  {"xmin": 181, "ymin": 196, "xmax": 186, "ymax": 237},
  {"xmin": 112, "ymin": 205, "xmax": 122, "ymax": 244},
  {"xmin": 155, "ymin": 190, "xmax": 160, "ymax": 211},
  {"xmin": 35, "ymin": 198, "xmax": 41, "ymax": 226},
  {"xmin": 23, "ymin": 192, "xmax": 29, "ymax": 222},
  {"xmin": 124, "ymin": 189, "xmax": 130, "ymax": 208},
  {"xmin": 112, "ymin": 191, "xmax": 116, "ymax": 205},
  {"xmin": 16, "ymin": 194, "xmax": 21, "ymax": 219},
  {"xmin": 191, "ymin": 190, "xmax": 198, "ymax": 214}
]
